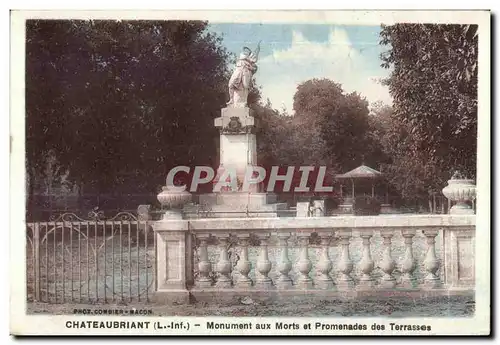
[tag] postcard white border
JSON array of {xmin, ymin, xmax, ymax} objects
[{"xmin": 9, "ymin": 9, "xmax": 491, "ymax": 336}]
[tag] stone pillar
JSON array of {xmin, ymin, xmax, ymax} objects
[
  {"xmin": 443, "ymin": 227, "xmax": 475, "ymax": 289},
  {"xmin": 153, "ymin": 187, "xmax": 192, "ymax": 303},
  {"xmin": 296, "ymin": 202, "xmax": 310, "ymax": 217},
  {"xmin": 153, "ymin": 218, "xmax": 190, "ymax": 304}
]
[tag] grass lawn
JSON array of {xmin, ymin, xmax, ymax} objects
[{"xmin": 27, "ymin": 295, "xmax": 474, "ymax": 317}]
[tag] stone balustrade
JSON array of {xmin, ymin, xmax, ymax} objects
[{"xmin": 153, "ymin": 214, "xmax": 475, "ymax": 304}]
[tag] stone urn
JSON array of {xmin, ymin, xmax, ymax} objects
[
  {"xmin": 157, "ymin": 186, "xmax": 192, "ymax": 220},
  {"xmin": 442, "ymin": 171, "xmax": 476, "ymax": 215}
]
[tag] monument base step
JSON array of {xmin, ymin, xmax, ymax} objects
[
  {"xmin": 198, "ymin": 192, "xmax": 278, "ymax": 207},
  {"xmin": 184, "ymin": 195, "xmax": 289, "ymax": 218}
]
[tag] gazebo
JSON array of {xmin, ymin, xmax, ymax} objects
[{"xmin": 335, "ymin": 164, "xmax": 389, "ymax": 212}]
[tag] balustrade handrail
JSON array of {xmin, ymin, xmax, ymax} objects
[
  {"xmin": 157, "ymin": 214, "xmax": 475, "ymax": 232},
  {"xmin": 26, "ymin": 220, "xmax": 150, "ymax": 226}
]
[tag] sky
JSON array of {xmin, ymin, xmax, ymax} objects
[{"xmin": 208, "ymin": 23, "xmax": 392, "ymax": 113}]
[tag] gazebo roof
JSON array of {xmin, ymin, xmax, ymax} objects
[{"xmin": 336, "ymin": 165, "xmax": 383, "ymax": 179}]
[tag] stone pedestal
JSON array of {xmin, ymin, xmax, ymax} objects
[
  {"xmin": 153, "ymin": 219, "xmax": 191, "ymax": 303},
  {"xmin": 200, "ymin": 192, "xmax": 278, "ymax": 207},
  {"xmin": 194, "ymin": 192, "xmax": 287, "ymax": 218},
  {"xmin": 153, "ymin": 186, "xmax": 193, "ymax": 303},
  {"xmin": 214, "ymin": 107, "xmax": 257, "ymax": 189},
  {"xmin": 443, "ymin": 228, "xmax": 475, "ymax": 288},
  {"xmin": 197, "ymin": 106, "xmax": 289, "ymax": 218},
  {"xmin": 296, "ymin": 202, "xmax": 311, "ymax": 217},
  {"xmin": 185, "ymin": 199, "xmax": 290, "ymax": 220}
]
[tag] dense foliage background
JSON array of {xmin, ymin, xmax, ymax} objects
[
  {"xmin": 378, "ymin": 24, "xmax": 478, "ymax": 200},
  {"xmin": 26, "ymin": 21, "xmax": 478, "ymax": 218}
]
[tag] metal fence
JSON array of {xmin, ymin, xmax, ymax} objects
[{"xmin": 26, "ymin": 211, "xmax": 156, "ymax": 304}]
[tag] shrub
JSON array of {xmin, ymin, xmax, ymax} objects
[
  {"xmin": 353, "ymin": 196, "xmax": 381, "ymax": 216},
  {"xmin": 322, "ymin": 196, "xmax": 341, "ymax": 213}
]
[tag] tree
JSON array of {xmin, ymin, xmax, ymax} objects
[
  {"xmin": 252, "ymin": 78, "xmax": 383, "ymax": 204},
  {"xmin": 292, "ymin": 79, "xmax": 381, "ymax": 173},
  {"xmin": 369, "ymin": 103, "xmax": 439, "ymax": 205},
  {"xmin": 380, "ymin": 24, "xmax": 478, "ymax": 188},
  {"xmin": 26, "ymin": 20, "xmax": 231, "ymax": 216}
]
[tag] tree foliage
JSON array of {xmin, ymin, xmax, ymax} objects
[
  {"xmin": 293, "ymin": 79, "xmax": 385, "ymax": 172},
  {"xmin": 26, "ymin": 21, "xmax": 478, "ymax": 215},
  {"xmin": 254, "ymin": 78, "xmax": 386, "ymax": 203},
  {"xmin": 26, "ymin": 20, "xmax": 231, "ymax": 212},
  {"xmin": 370, "ymin": 103, "xmax": 441, "ymax": 202},
  {"xmin": 380, "ymin": 24, "xmax": 478, "ymax": 185}
]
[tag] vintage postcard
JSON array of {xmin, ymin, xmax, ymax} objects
[{"xmin": 10, "ymin": 10, "xmax": 490, "ymax": 336}]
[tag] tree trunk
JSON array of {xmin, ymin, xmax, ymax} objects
[
  {"xmin": 27, "ymin": 167, "xmax": 36, "ymax": 220},
  {"xmin": 77, "ymin": 182, "xmax": 84, "ymax": 213}
]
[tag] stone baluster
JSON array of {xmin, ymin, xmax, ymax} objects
[
  {"xmin": 400, "ymin": 229, "xmax": 416, "ymax": 288},
  {"xmin": 276, "ymin": 232, "xmax": 293, "ymax": 289},
  {"xmin": 296, "ymin": 232, "xmax": 313, "ymax": 289},
  {"xmin": 215, "ymin": 233, "xmax": 232, "ymax": 288},
  {"xmin": 256, "ymin": 233, "xmax": 273, "ymax": 288},
  {"xmin": 337, "ymin": 230, "xmax": 354, "ymax": 290},
  {"xmin": 423, "ymin": 229, "xmax": 441, "ymax": 288},
  {"xmin": 357, "ymin": 231, "xmax": 375, "ymax": 290},
  {"xmin": 196, "ymin": 233, "xmax": 213, "ymax": 288},
  {"xmin": 235, "ymin": 233, "xmax": 252, "ymax": 288},
  {"xmin": 379, "ymin": 230, "xmax": 396, "ymax": 289},
  {"xmin": 316, "ymin": 231, "xmax": 335, "ymax": 290}
]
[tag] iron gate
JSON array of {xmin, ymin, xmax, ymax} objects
[{"xmin": 26, "ymin": 211, "xmax": 156, "ymax": 304}]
